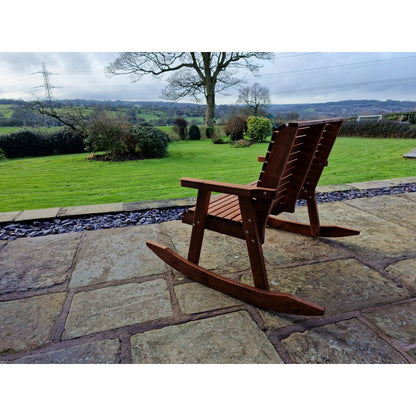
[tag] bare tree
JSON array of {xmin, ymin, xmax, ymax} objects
[
  {"xmin": 237, "ymin": 83, "xmax": 271, "ymax": 116},
  {"xmin": 105, "ymin": 52, "xmax": 272, "ymax": 127}
]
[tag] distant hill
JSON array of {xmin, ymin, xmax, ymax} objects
[
  {"xmin": 265, "ymin": 100, "xmax": 416, "ymax": 119},
  {"xmin": 1, "ymin": 98, "xmax": 416, "ymax": 123}
]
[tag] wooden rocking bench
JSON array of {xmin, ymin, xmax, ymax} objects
[{"xmin": 147, "ymin": 118, "xmax": 360, "ymax": 316}]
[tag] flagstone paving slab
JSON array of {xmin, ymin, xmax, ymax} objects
[
  {"xmin": 400, "ymin": 192, "xmax": 416, "ymax": 202},
  {"xmin": 241, "ymin": 258, "xmax": 411, "ymax": 328},
  {"xmin": 316, "ymin": 184, "xmax": 355, "ymax": 193},
  {"xmin": 159, "ymin": 221, "xmax": 250, "ymax": 275},
  {"xmin": 291, "ymin": 201, "xmax": 416, "ymax": 262},
  {"xmin": 386, "ymin": 176, "xmax": 416, "ymax": 185},
  {"xmin": 174, "ymin": 282, "xmax": 243, "ymax": 314},
  {"xmin": 0, "ymin": 292, "xmax": 66, "ymax": 354},
  {"xmin": 385, "ymin": 258, "xmax": 416, "ymax": 292},
  {"xmin": 14, "ymin": 207, "xmax": 60, "ymax": 222},
  {"xmin": 262, "ymin": 227, "xmax": 345, "ymax": 267},
  {"xmin": 345, "ymin": 194, "xmax": 416, "ymax": 230},
  {"xmin": 69, "ymin": 225, "xmax": 167, "ymax": 287},
  {"xmin": 11, "ymin": 339, "xmax": 120, "ymax": 364},
  {"xmin": 58, "ymin": 203, "xmax": 124, "ymax": 217},
  {"xmin": 63, "ymin": 280, "xmax": 172, "ymax": 339},
  {"xmin": 347, "ymin": 180, "xmax": 395, "ymax": 190},
  {"xmin": 281, "ymin": 318, "xmax": 408, "ymax": 363},
  {"xmin": 130, "ymin": 311, "xmax": 282, "ymax": 364},
  {"xmin": 0, "ymin": 211, "xmax": 21, "ymax": 223},
  {"xmin": 362, "ymin": 301, "xmax": 416, "ymax": 345},
  {"xmin": 0, "ymin": 233, "xmax": 82, "ymax": 295}
]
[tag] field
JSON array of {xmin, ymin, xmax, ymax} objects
[{"xmin": 1, "ymin": 137, "xmax": 416, "ymax": 212}]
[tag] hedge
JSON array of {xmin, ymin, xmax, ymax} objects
[
  {"xmin": 340, "ymin": 120, "xmax": 416, "ymax": 138},
  {"xmin": 0, "ymin": 129, "xmax": 85, "ymax": 159}
]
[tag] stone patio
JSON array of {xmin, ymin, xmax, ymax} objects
[{"xmin": 1, "ymin": 180, "xmax": 416, "ymax": 363}]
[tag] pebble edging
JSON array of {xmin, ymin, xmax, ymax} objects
[{"xmin": 1, "ymin": 183, "xmax": 416, "ymax": 241}]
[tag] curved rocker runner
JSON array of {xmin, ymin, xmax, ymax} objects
[{"xmin": 147, "ymin": 119, "xmax": 360, "ymax": 316}]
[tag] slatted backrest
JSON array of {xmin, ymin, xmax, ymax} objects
[
  {"xmin": 298, "ymin": 119, "xmax": 343, "ymax": 199},
  {"xmin": 257, "ymin": 119, "xmax": 343, "ymax": 215}
]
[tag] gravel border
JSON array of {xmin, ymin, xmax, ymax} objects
[{"xmin": 1, "ymin": 183, "xmax": 416, "ymax": 241}]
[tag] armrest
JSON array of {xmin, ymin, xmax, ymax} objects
[{"xmin": 180, "ymin": 177, "xmax": 276, "ymax": 199}]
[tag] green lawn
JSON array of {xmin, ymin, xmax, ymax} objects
[{"xmin": 0, "ymin": 137, "xmax": 415, "ymax": 212}]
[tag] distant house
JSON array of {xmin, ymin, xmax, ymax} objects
[{"xmin": 357, "ymin": 115, "xmax": 383, "ymax": 123}]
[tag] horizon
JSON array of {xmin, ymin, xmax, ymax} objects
[{"xmin": 2, "ymin": 97, "xmax": 416, "ymax": 107}]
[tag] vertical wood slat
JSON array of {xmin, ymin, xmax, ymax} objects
[
  {"xmin": 299, "ymin": 120, "xmax": 343, "ymax": 198},
  {"xmin": 257, "ymin": 124, "xmax": 299, "ymax": 190}
]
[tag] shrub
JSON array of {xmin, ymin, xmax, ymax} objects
[
  {"xmin": 189, "ymin": 124, "xmax": 201, "ymax": 140},
  {"xmin": 130, "ymin": 125, "xmax": 169, "ymax": 158},
  {"xmin": 85, "ymin": 115, "xmax": 132, "ymax": 158},
  {"xmin": 0, "ymin": 148, "xmax": 6, "ymax": 161},
  {"xmin": 205, "ymin": 126, "xmax": 215, "ymax": 139},
  {"xmin": 173, "ymin": 117, "xmax": 188, "ymax": 140},
  {"xmin": 246, "ymin": 116, "xmax": 273, "ymax": 143},
  {"xmin": 211, "ymin": 137, "xmax": 225, "ymax": 144},
  {"xmin": 224, "ymin": 115, "xmax": 246, "ymax": 141}
]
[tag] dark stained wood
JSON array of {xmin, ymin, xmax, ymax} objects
[
  {"xmin": 147, "ymin": 118, "xmax": 360, "ymax": 316},
  {"xmin": 267, "ymin": 216, "xmax": 360, "ymax": 237},
  {"xmin": 238, "ymin": 195, "xmax": 269, "ymax": 290},
  {"xmin": 146, "ymin": 241, "xmax": 325, "ymax": 315},
  {"xmin": 187, "ymin": 189, "xmax": 211, "ymax": 265}
]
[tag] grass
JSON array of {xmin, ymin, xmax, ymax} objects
[
  {"xmin": 0, "ymin": 126, "xmax": 62, "ymax": 135},
  {"xmin": 0, "ymin": 137, "xmax": 416, "ymax": 212}
]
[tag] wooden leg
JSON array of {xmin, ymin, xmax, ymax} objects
[
  {"xmin": 307, "ymin": 193, "xmax": 321, "ymax": 236},
  {"xmin": 187, "ymin": 189, "xmax": 211, "ymax": 265},
  {"xmin": 239, "ymin": 196, "xmax": 269, "ymax": 291}
]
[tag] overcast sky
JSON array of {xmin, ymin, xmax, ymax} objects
[
  {"xmin": 1, "ymin": 51, "xmax": 415, "ymax": 105},
  {"xmin": 1, "ymin": 2, "xmax": 416, "ymax": 105}
]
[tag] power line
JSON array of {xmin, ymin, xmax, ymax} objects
[
  {"xmin": 275, "ymin": 75, "xmax": 416, "ymax": 94},
  {"xmin": 246, "ymin": 54, "xmax": 416, "ymax": 80}
]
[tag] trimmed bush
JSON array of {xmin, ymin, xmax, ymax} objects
[
  {"xmin": 130, "ymin": 125, "xmax": 169, "ymax": 158},
  {"xmin": 173, "ymin": 117, "xmax": 188, "ymax": 140},
  {"xmin": 246, "ymin": 116, "xmax": 273, "ymax": 143},
  {"xmin": 189, "ymin": 124, "xmax": 201, "ymax": 140},
  {"xmin": 205, "ymin": 126, "xmax": 215, "ymax": 139}
]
